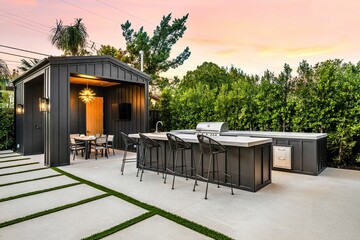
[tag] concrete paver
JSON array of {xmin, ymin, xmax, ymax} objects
[
  {"xmin": 0, "ymin": 150, "xmax": 13, "ymax": 154},
  {"xmin": 0, "ymin": 159, "xmax": 38, "ymax": 167},
  {"xmin": 0, "ymin": 153, "xmax": 20, "ymax": 158},
  {"xmin": 0, "ymin": 168, "xmax": 59, "ymax": 185},
  {"xmin": 2, "ymin": 151, "xmax": 360, "ymax": 240},
  {"xmin": 0, "ymin": 163, "xmax": 43, "ymax": 175},
  {"xmin": 0, "ymin": 175, "xmax": 77, "ymax": 199},
  {"xmin": 0, "ymin": 157, "xmax": 29, "ymax": 162},
  {"xmin": 60, "ymin": 151, "xmax": 360, "ymax": 240},
  {"xmin": 104, "ymin": 214, "xmax": 212, "ymax": 240},
  {"xmin": 0, "ymin": 184, "xmax": 104, "ymax": 222},
  {"xmin": 0, "ymin": 196, "xmax": 147, "ymax": 240}
]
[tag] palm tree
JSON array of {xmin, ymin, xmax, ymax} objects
[
  {"xmin": 51, "ymin": 18, "xmax": 89, "ymax": 56},
  {"xmin": 18, "ymin": 58, "xmax": 40, "ymax": 72}
]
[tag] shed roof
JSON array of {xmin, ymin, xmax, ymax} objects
[{"xmin": 13, "ymin": 55, "xmax": 150, "ymax": 84}]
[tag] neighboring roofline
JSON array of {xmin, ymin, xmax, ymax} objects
[{"xmin": 12, "ymin": 55, "xmax": 150, "ymax": 84}]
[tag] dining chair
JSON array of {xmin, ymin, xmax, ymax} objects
[
  {"xmin": 91, "ymin": 136, "xmax": 108, "ymax": 160},
  {"xmin": 70, "ymin": 138, "xmax": 85, "ymax": 160},
  {"xmin": 107, "ymin": 135, "xmax": 115, "ymax": 155}
]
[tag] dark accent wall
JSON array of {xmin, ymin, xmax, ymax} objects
[
  {"xmin": 24, "ymin": 77, "xmax": 44, "ymax": 155},
  {"xmin": 104, "ymin": 83, "xmax": 146, "ymax": 150},
  {"xmin": 69, "ymin": 83, "xmax": 104, "ymax": 134}
]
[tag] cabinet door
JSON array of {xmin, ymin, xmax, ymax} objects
[{"xmin": 273, "ymin": 146, "xmax": 291, "ymax": 169}]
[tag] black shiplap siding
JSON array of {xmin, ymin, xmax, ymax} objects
[
  {"xmin": 23, "ymin": 79, "xmax": 44, "ymax": 155},
  {"xmin": 15, "ymin": 56, "xmax": 149, "ymax": 167},
  {"xmin": 103, "ymin": 83, "xmax": 146, "ymax": 149}
]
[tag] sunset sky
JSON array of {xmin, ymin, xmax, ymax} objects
[{"xmin": 1, "ymin": 0, "xmax": 360, "ymax": 78}]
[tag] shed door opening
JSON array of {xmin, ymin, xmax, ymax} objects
[
  {"xmin": 86, "ymin": 97, "xmax": 103, "ymax": 135},
  {"xmin": 24, "ymin": 77, "xmax": 44, "ymax": 155}
]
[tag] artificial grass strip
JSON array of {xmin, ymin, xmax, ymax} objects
[
  {"xmin": 53, "ymin": 167, "xmax": 232, "ymax": 240},
  {"xmin": 0, "ymin": 162, "xmax": 39, "ymax": 169},
  {"xmin": 0, "ymin": 157, "xmax": 31, "ymax": 163},
  {"xmin": 82, "ymin": 211, "xmax": 156, "ymax": 240},
  {"xmin": 0, "ymin": 167, "xmax": 48, "ymax": 177},
  {"xmin": 0, "ymin": 174, "xmax": 62, "ymax": 187},
  {"xmin": 0, "ymin": 193, "xmax": 110, "ymax": 228},
  {"xmin": 0, "ymin": 182, "xmax": 81, "ymax": 203}
]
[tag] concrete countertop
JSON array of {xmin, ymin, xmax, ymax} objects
[
  {"xmin": 171, "ymin": 129, "xmax": 327, "ymax": 140},
  {"xmin": 128, "ymin": 132, "xmax": 272, "ymax": 148}
]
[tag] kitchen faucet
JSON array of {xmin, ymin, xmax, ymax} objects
[{"xmin": 155, "ymin": 121, "xmax": 163, "ymax": 133}]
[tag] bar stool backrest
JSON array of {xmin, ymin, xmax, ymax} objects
[
  {"xmin": 166, "ymin": 133, "xmax": 191, "ymax": 151},
  {"xmin": 139, "ymin": 133, "xmax": 160, "ymax": 148},
  {"xmin": 197, "ymin": 134, "xmax": 226, "ymax": 155},
  {"xmin": 120, "ymin": 132, "xmax": 139, "ymax": 148}
]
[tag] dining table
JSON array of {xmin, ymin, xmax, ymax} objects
[{"xmin": 73, "ymin": 136, "xmax": 96, "ymax": 159}]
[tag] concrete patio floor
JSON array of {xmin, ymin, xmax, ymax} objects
[{"xmin": 1, "ymin": 150, "xmax": 360, "ymax": 239}]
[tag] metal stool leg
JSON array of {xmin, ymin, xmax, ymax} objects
[
  {"xmin": 184, "ymin": 150, "xmax": 188, "ymax": 180},
  {"xmin": 216, "ymin": 155, "xmax": 220, "ymax": 188},
  {"xmin": 227, "ymin": 152, "xmax": 234, "ymax": 195},
  {"xmin": 137, "ymin": 148, "xmax": 144, "ymax": 178},
  {"xmin": 193, "ymin": 153, "xmax": 202, "ymax": 191},
  {"xmin": 164, "ymin": 149, "xmax": 172, "ymax": 184},
  {"xmin": 139, "ymin": 148, "xmax": 146, "ymax": 181},
  {"xmin": 121, "ymin": 148, "xmax": 128, "ymax": 175},
  {"xmin": 204, "ymin": 154, "xmax": 213, "ymax": 200},
  {"xmin": 171, "ymin": 150, "xmax": 179, "ymax": 190}
]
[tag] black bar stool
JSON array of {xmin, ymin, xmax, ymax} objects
[
  {"xmin": 193, "ymin": 134, "xmax": 234, "ymax": 199},
  {"xmin": 138, "ymin": 133, "xmax": 164, "ymax": 181},
  {"xmin": 164, "ymin": 133, "xmax": 192, "ymax": 189},
  {"xmin": 120, "ymin": 132, "xmax": 140, "ymax": 175}
]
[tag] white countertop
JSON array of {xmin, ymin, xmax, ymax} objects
[
  {"xmin": 172, "ymin": 130, "xmax": 327, "ymax": 140},
  {"xmin": 223, "ymin": 131, "xmax": 327, "ymax": 140},
  {"xmin": 128, "ymin": 132, "xmax": 272, "ymax": 148}
]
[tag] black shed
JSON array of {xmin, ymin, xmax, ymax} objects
[{"xmin": 13, "ymin": 56, "xmax": 150, "ymax": 167}]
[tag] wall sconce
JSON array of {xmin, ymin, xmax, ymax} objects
[
  {"xmin": 16, "ymin": 104, "xmax": 24, "ymax": 115},
  {"xmin": 39, "ymin": 98, "xmax": 50, "ymax": 112}
]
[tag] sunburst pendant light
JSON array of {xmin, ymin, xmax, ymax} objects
[{"xmin": 79, "ymin": 82, "xmax": 96, "ymax": 103}]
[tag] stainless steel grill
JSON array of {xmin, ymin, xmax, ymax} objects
[{"xmin": 195, "ymin": 122, "xmax": 229, "ymax": 136}]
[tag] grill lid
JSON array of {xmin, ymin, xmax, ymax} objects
[{"xmin": 196, "ymin": 122, "xmax": 229, "ymax": 133}]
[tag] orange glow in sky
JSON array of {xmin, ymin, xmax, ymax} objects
[{"xmin": 1, "ymin": 0, "xmax": 360, "ymax": 78}]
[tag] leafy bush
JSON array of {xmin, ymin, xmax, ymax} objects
[{"xmin": 159, "ymin": 60, "xmax": 360, "ymax": 168}]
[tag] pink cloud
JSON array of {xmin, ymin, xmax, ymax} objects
[
  {"xmin": 5, "ymin": 0, "xmax": 37, "ymax": 6},
  {"xmin": 258, "ymin": 45, "xmax": 336, "ymax": 58},
  {"xmin": 215, "ymin": 48, "xmax": 238, "ymax": 57}
]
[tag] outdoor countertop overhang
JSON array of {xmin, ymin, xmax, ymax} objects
[
  {"xmin": 172, "ymin": 130, "xmax": 328, "ymax": 140},
  {"xmin": 129, "ymin": 132, "xmax": 272, "ymax": 148}
]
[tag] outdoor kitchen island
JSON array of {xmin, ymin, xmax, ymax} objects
[{"xmin": 129, "ymin": 133, "xmax": 273, "ymax": 192}]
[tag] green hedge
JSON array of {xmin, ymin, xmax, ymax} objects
[{"xmin": 159, "ymin": 60, "xmax": 360, "ymax": 167}]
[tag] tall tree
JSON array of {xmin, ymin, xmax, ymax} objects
[
  {"xmin": 121, "ymin": 13, "xmax": 191, "ymax": 77},
  {"xmin": 179, "ymin": 62, "xmax": 232, "ymax": 90},
  {"xmin": 18, "ymin": 58, "xmax": 40, "ymax": 72},
  {"xmin": 97, "ymin": 44, "xmax": 127, "ymax": 60},
  {"xmin": 51, "ymin": 18, "xmax": 89, "ymax": 56}
]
